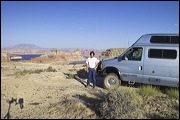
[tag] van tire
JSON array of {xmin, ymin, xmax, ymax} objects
[{"xmin": 103, "ymin": 73, "xmax": 121, "ymax": 89}]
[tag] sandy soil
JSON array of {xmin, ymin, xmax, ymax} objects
[{"xmin": 1, "ymin": 62, "xmax": 107, "ymax": 119}]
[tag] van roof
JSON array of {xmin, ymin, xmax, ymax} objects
[{"xmin": 133, "ymin": 34, "xmax": 179, "ymax": 47}]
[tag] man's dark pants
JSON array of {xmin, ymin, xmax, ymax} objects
[{"xmin": 87, "ymin": 68, "xmax": 96, "ymax": 87}]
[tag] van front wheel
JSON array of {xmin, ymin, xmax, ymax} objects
[{"xmin": 103, "ymin": 73, "xmax": 121, "ymax": 89}]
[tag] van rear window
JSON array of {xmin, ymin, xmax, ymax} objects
[
  {"xmin": 148, "ymin": 49, "xmax": 177, "ymax": 59},
  {"xmin": 171, "ymin": 36, "xmax": 179, "ymax": 43},
  {"xmin": 150, "ymin": 36, "xmax": 179, "ymax": 44}
]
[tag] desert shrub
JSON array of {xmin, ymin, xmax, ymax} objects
[
  {"xmin": 138, "ymin": 85, "xmax": 161, "ymax": 97},
  {"xmin": 166, "ymin": 88, "xmax": 179, "ymax": 100},
  {"xmin": 15, "ymin": 69, "xmax": 44, "ymax": 76},
  {"xmin": 68, "ymin": 69, "xmax": 75, "ymax": 72},
  {"xmin": 33, "ymin": 69, "xmax": 44, "ymax": 74},
  {"xmin": 15, "ymin": 66, "xmax": 57, "ymax": 76},
  {"xmin": 46, "ymin": 66, "xmax": 57, "ymax": 72},
  {"xmin": 121, "ymin": 87, "xmax": 143, "ymax": 106},
  {"xmin": 15, "ymin": 69, "xmax": 32, "ymax": 76},
  {"xmin": 98, "ymin": 86, "xmax": 179, "ymax": 119},
  {"xmin": 99, "ymin": 89, "xmax": 136, "ymax": 119}
]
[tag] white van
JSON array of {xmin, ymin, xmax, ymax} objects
[{"xmin": 98, "ymin": 34, "xmax": 179, "ymax": 89}]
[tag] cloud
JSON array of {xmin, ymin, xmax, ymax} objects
[
  {"xmin": 79, "ymin": 27, "xmax": 87, "ymax": 30},
  {"xmin": 174, "ymin": 24, "xmax": 179, "ymax": 26}
]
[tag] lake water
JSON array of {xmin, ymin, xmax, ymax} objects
[
  {"xmin": 11, "ymin": 54, "xmax": 88, "ymax": 65},
  {"xmin": 10, "ymin": 54, "xmax": 44, "ymax": 61}
]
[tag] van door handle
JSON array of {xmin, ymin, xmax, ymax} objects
[{"xmin": 139, "ymin": 66, "xmax": 142, "ymax": 71}]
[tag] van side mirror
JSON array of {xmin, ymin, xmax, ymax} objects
[{"xmin": 118, "ymin": 56, "xmax": 122, "ymax": 62}]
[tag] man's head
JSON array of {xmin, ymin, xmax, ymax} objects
[{"xmin": 90, "ymin": 51, "xmax": 95, "ymax": 58}]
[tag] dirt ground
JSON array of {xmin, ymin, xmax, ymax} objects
[{"xmin": 1, "ymin": 62, "xmax": 108, "ymax": 119}]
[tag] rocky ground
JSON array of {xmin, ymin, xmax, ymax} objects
[
  {"xmin": 1, "ymin": 61, "xmax": 179, "ymax": 119},
  {"xmin": 1, "ymin": 62, "xmax": 107, "ymax": 119}
]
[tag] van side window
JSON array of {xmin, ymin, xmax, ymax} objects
[
  {"xmin": 148, "ymin": 49, "xmax": 177, "ymax": 59},
  {"xmin": 123, "ymin": 47, "xmax": 143, "ymax": 61},
  {"xmin": 150, "ymin": 36, "xmax": 179, "ymax": 44},
  {"xmin": 171, "ymin": 36, "xmax": 179, "ymax": 43}
]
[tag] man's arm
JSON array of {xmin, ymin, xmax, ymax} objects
[
  {"xmin": 86, "ymin": 63, "xmax": 89, "ymax": 72},
  {"xmin": 94, "ymin": 61, "xmax": 100, "ymax": 70}
]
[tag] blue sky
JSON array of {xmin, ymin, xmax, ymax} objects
[{"xmin": 1, "ymin": 1, "xmax": 179, "ymax": 49}]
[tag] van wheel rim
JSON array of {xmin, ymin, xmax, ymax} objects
[{"xmin": 107, "ymin": 78, "xmax": 116, "ymax": 86}]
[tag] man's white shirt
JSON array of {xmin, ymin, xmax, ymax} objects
[{"xmin": 86, "ymin": 57, "xmax": 99, "ymax": 68}]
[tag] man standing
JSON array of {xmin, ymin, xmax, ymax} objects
[{"xmin": 86, "ymin": 51, "xmax": 100, "ymax": 88}]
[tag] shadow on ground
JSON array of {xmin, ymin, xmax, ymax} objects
[
  {"xmin": 72, "ymin": 92, "xmax": 106, "ymax": 118},
  {"xmin": 4, "ymin": 97, "xmax": 24, "ymax": 119},
  {"xmin": 63, "ymin": 69, "xmax": 104, "ymax": 89},
  {"xmin": 75, "ymin": 71, "xmax": 104, "ymax": 88},
  {"xmin": 64, "ymin": 69, "xmax": 178, "ymax": 91}
]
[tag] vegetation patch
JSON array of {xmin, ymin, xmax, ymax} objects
[
  {"xmin": 98, "ymin": 86, "xmax": 179, "ymax": 119},
  {"xmin": 68, "ymin": 69, "xmax": 75, "ymax": 72},
  {"xmin": 138, "ymin": 85, "xmax": 161, "ymax": 97},
  {"xmin": 98, "ymin": 89, "xmax": 136, "ymax": 119},
  {"xmin": 14, "ymin": 66, "xmax": 57, "ymax": 76},
  {"xmin": 32, "ymin": 69, "xmax": 44, "ymax": 74},
  {"xmin": 15, "ymin": 69, "xmax": 34, "ymax": 76},
  {"xmin": 45, "ymin": 66, "xmax": 57, "ymax": 72},
  {"xmin": 166, "ymin": 88, "xmax": 179, "ymax": 100},
  {"xmin": 141, "ymin": 94, "xmax": 179, "ymax": 119}
]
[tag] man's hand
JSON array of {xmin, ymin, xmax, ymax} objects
[
  {"xmin": 94, "ymin": 62, "xmax": 100, "ymax": 70},
  {"xmin": 86, "ymin": 68, "xmax": 89, "ymax": 73}
]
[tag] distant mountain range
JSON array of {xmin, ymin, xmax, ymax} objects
[
  {"xmin": 8, "ymin": 44, "xmax": 41, "ymax": 49},
  {"xmin": 2, "ymin": 44, "xmax": 105, "ymax": 56}
]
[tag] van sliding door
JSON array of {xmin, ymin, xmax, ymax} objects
[{"xmin": 143, "ymin": 47, "xmax": 179, "ymax": 87}]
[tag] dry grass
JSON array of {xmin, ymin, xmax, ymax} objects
[
  {"xmin": 98, "ymin": 85, "xmax": 179, "ymax": 119},
  {"xmin": 166, "ymin": 88, "xmax": 179, "ymax": 100},
  {"xmin": 138, "ymin": 85, "xmax": 161, "ymax": 97}
]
